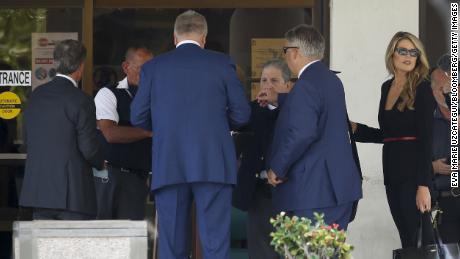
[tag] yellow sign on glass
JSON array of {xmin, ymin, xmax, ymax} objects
[{"xmin": 0, "ymin": 91, "xmax": 21, "ymax": 119}]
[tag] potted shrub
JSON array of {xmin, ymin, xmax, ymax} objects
[{"xmin": 270, "ymin": 212, "xmax": 354, "ymax": 259}]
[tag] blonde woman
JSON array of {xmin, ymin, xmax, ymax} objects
[{"xmin": 352, "ymin": 31, "xmax": 435, "ymax": 248}]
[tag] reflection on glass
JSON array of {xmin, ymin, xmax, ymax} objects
[
  {"xmin": 93, "ymin": 8, "xmax": 312, "ymax": 98},
  {"xmin": 0, "ymin": 8, "xmax": 82, "ymax": 148}
]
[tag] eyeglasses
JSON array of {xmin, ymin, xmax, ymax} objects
[
  {"xmin": 394, "ymin": 47, "xmax": 420, "ymax": 57},
  {"xmin": 283, "ymin": 46, "xmax": 299, "ymax": 54}
]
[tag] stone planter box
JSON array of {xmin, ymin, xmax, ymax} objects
[{"xmin": 13, "ymin": 220, "xmax": 148, "ymax": 259}]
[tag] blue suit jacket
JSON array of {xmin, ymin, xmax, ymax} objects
[
  {"xmin": 269, "ymin": 61, "xmax": 362, "ymax": 211},
  {"xmin": 131, "ymin": 43, "xmax": 251, "ymax": 191}
]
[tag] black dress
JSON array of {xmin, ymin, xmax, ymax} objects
[{"xmin": 354, "ymin": 78, "xmax": 435, "ymax": 248}]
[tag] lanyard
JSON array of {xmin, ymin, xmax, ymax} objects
[{"xmin": 125, "ymin": 89, "xmax": 133, "ymax": 99}]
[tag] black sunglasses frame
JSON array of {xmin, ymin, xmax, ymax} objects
[
  {"xmin": 394, "ymin": 47, "xmax": 420, "ymax": 58},
  {"xmin": 283, "ymin": 46, "xmax": 299, "ymax": 54}
]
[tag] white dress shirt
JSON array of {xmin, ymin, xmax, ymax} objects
[
  {"xmin": 176, "ymin": 40, "xmax": 201, "ymax": 48},
  {"xmin": 56, "ymin": 73, "xmax": 78, "ymax": 87},
  {"xmin": 94, "ymin": 77, "xmax": 130, "ymax": 123},
  {"xmin": 298, "ymin": 60, "xmax": 320, "ymax": 78}
]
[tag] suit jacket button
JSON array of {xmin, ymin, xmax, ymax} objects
[
  {"xmin": 260, "ymin": 156, "xmax": 264, "ymax": 161},
  {"xmin": 255, "ymin": 173, "xmax": 259, "ymax": 178}
]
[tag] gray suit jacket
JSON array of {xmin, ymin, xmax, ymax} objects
[{"xmin": 20, "ymin": 76, "xmax": 103, "ymax": 215}]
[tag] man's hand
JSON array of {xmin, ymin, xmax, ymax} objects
[
  {"xmin": 350, "ymin": 121, "xmax": 358, "ymax": 134},
  {"xmin": 416, "ymin": 186, "xmax": 431, "ymax": 213},
  {"xmin": 257, "ymin": 88, "xmax": 278, "ymax": 108},
  {"xmin": 432, "ymin": 158, "xmax": 451, "ymax": 175},
  {"xmin": 267, "ymin": 169, "xmax": 283, "ymax": 187}
]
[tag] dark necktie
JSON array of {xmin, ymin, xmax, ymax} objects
[{"xmin": 128, "ymin": 85, "xmax": 137, "ymax": 98}]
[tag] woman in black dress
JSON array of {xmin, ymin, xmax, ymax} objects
[{"xmin": 352, "ymin": 31, "xmax": 435, "ymax": 248}]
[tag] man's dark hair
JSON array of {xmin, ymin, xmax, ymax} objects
[
  {"xmin": 124, "ymin": 46, "xmax": 153, "ymax": 62},
  {"xmin": 54, "ymin": 39, "xmax": 87, "ymax": 75}
]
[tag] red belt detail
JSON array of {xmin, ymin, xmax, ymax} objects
[{"xmin": 383, "ymin": 136, "xmax": 417, "ymax": 143}]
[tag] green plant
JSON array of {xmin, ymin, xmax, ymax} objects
[{"xmin": 270, "ymin": 212, "xmax": 354, "ymax": 259}]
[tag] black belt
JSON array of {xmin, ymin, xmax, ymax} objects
[{"xmin": 106, "ymin": 163, "xmax": 150, "ymax": 175}]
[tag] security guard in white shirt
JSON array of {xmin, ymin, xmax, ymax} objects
[{"xmin": 94, "ymin": 47, "xmax": 153, "ymax": 219}]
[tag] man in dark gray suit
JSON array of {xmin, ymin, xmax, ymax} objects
[{"xmin": 20, "ymin": 39, "xmax": 103, "ymax": 220}]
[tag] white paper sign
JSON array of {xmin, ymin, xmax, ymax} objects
[{"xmin": 31, "ymin": 32, "xmax": 78, "ymax": 89}]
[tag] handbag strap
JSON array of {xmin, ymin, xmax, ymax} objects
[
  {"xmin": 431, "ymin": 210, "xmax": 446, "ymax": 258},
  {"xmin": 416, "ymin": 219, "xmax": 423, "ymax": 248},
  {"xmin": 416, "ymin": 212, "xmax": 445, "ymax": 248},
  {"xmin": 416, "ymin": 209, "xmax": 449, "ymax": 258}
]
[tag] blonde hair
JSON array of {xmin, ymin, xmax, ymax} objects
[{"xmin": 384, "ymin": 31, "xmax": 429, "ymax": 111}]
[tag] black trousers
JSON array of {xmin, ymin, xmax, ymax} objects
[
  {"xmin": 438, "ymin": 196, "xmax": 460, "ymax": 243},
  {"xmin": 385, "ymin": 182, "xmax": 434, "ymax": 248},
  {"xmin": 247, "ymin": 181, "xmax": 278, "ymax": 259},
  {"xmin": 33, "ymin": 208, "xmax": 93, "ymax": 220},
  {"xmin": 94, "ymin": 167, "xmax": 149, "ymax": 220}
]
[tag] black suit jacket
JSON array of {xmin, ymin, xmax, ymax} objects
[
  {"xmin": 20, "ymin": 76, "xmax": 103, "ymax": 215},
  {"xmin": 232, "ymin": 102, "xmax": 278, "ymax": 211}
]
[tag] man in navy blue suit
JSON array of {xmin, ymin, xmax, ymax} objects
[
  {"xmin": 267, "ymin": 25, "xmax": 362, "ymax": 230},
  {"xmin": 130, "ymin": 10, "xmax": 250, "ymax": 259}
]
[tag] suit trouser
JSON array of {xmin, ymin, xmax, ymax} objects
[
  {"xmin": 94, "ymin": 167, "xmax": 149, "ymax": 220},
  {"xmin": 247, "ymin": 182, "xmax": 278, "ymax": 259},
  {"xmin": 437, "ymin": 196, "xmax": 460, "ymax": 243},
  {"xmin": 155, "ymin": 182, "xmax": 232, "ymax": 259},
  {"xmin": 385, "ymin": 182, "xmax": 434, "ymax": 248},
  {"xmin": 292, "ymin": 202, "xmax": 354, "ymax": 231},
  {"xmin": 33, "ymin": 208, "xmax": 94, "ymax": 220}
]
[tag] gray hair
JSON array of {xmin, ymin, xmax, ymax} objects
[
  {"xmin": 437, "ymin": 53, "xmax": 450, "ymax": 73},
  {"xmin": 54, "ymin": 39, "xmax": 86, "ymax": 75},
  {"xmin": 285, "ymin": 24, "xmax": 325, "ymax": 60},
  {"xmin": 174, "ymin": 10, "xmax": 208, "ymax": 37},
  {"xmin": 262, "ymin": 59, "xmax": 291, "ymax": 83}
]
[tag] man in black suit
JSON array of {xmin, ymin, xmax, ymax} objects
[
  {"xmin": 233, "ymin": 59, "xmax": 291, "ymax": 259},
  {"xmin": 20, "ymin": 39, "xmax": 103, "ymax": 220}
]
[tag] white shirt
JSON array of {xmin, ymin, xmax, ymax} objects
[
  {"xmin": 267, "ymin": 104, "xmax": 277, "ymax": 110},
  {"xmin": 94, "ymin": 77, "xmax": 130, "ymax": 123},
  {"xmin": 176, "ymin": 40, "xmax": 201, "ymax": 48},
  {"xmin": 298, "ymin": 60, "xmax": 320, "ymax": 78},
  {"xmin": 56, "ymin": 73, "xmax": 78, "ymax": 87}
]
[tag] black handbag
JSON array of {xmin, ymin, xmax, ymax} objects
[{"xmin": 393, "ymin": 215, "xmax": 460, "ymax": 259}]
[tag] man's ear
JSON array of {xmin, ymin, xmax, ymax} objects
[
  {"xmin": 74, "ymin": 62, "xmax": 85, "ymax": 82},
  {"xmin": 173, "ymin": 34, "xmax": 178, "ymax": 46},
  {"xmin": 201, "ymin": 34, "xmax": 206, "ymax": 48},
  {"xmin": 121, "ymin": 61, "xmax": 129, "ymax": 74},
  {"xmin": 287, "ymin": 81, "xmax": 294, "ymax": 91}
]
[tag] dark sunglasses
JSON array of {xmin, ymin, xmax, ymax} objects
[
  {"xmin": 283, "ymin": 46, "xmax": 299, "ymax": 54},
  {"xmin": 395, "ymin": 47, "xmax": 420, "ymax": 57}
]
